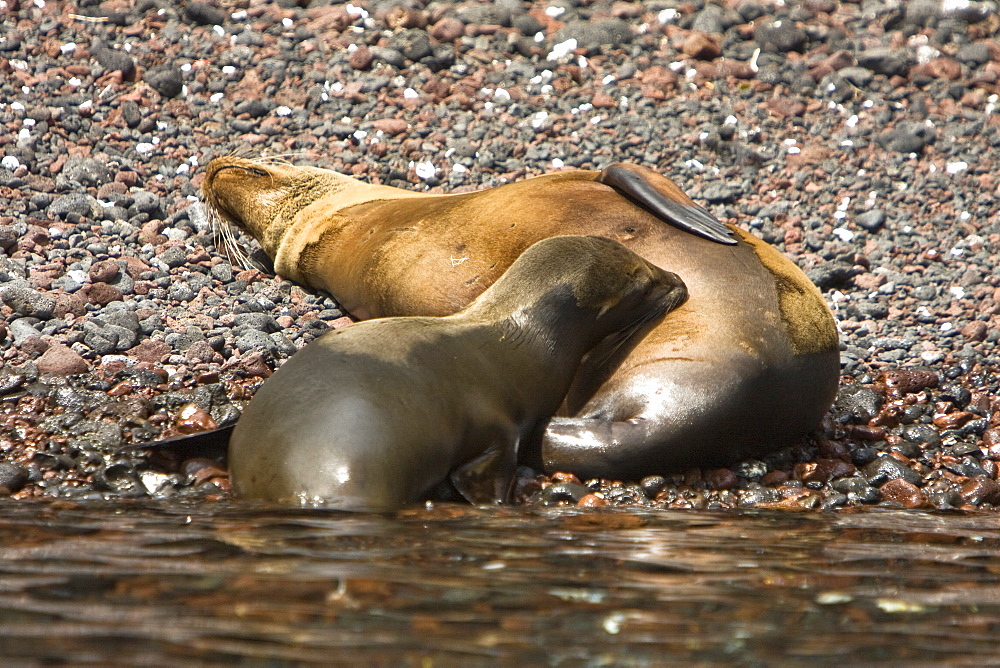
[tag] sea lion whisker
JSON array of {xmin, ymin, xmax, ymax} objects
[
  {"xmin": 252, "ymin": 153, "xmax": 305, "ymax": 167},
  {"xmin": 213, "ymin": 211, "xmax": 253, "ymax": 271},
  {"xmin": 225, "ymin": 145, "xmax": 258, "ymax": 161}
]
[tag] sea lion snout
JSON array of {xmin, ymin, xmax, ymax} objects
[
  {"xmin": 577, "ymin": 245, "xmax": 687, "ymax": 329},
  {"xmin": 203, "ymin": 161, "xmax": 264, "ymax": 229},
  {"xmin": 647, "ymin": 268, "xmax": 687, "ymax": 316}
]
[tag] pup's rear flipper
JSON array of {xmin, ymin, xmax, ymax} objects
[
  {"xmin": 120, "ymin": 424, "xmax": 235, "ymax": 459},
  {"xmin": 597, "ymin": 163, "xmax": 737, "ymax": 246}
]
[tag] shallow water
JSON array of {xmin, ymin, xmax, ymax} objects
[{"xmin": 1, "ymin": 502, "xmax": 998, "ymax": 666}]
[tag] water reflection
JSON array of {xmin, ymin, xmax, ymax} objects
[{"xmin": 1, "ymin": 502, "xmax": 998, "ymax": 664}]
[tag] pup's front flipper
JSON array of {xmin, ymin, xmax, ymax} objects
[{"xmin": 450, "ymin": 435, "xmax": 519, "ymax": 505}]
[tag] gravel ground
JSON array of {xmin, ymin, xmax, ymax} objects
[{"xmin": 1, "ymin": 0, "xmax": 999, "ymax": 511}]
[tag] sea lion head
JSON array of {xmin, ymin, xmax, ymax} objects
[
  {"xmin": 202, "ymin": 156, "xmax": 357, "ymax": 264},
  {"xmin": 477, "ymin": 236, "xmax": 688, "ymax": 353}
]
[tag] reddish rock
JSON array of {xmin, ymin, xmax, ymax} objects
[
  {"xmin": 36, "ymin": 343, "xmax": 89, "ymax": 375},
  {"xmin": 640, "ymin": 86, "xmax": 667, "ymax": 101},
  {"xmin": 370, "ymin": 118, "xmax": 409, "ymax": 136},
  {"xmin": 551, "ymin": 471, "xmax": 582, "ymax": 485},
  {"xmin": 304, "ymin": 4, "xmax": 352, "ymax": 31},
  {"xmin": 196, "ymin": 371, "xmax": 220, "ymax": 384},
  {"xmin": 689, "ymin": 61, "xmax": 718, "ymax": 81},
  {"xmin": 114, "ymin": 170, "xmax": 139, "ymax": 187},
  {"xmin": 175, "ymin": 403, "xmax": 218, "ymax": 434},
  {"xmin": 878, "ymin": 369, "xmax": 939, "ymax": 395},
  {"xmin": 912, "ymin": 57, "xmax": 962, "ymax": 80},
  {"xmin": 879, "ymin": 478, "xmax": 926, "ymax": 508},
  {"xmin": 127, "ymin": 339, "xmax": 172, "ymax": 364},
  {"xmin": 681, "ymin": 32, "xmax": 721, "ymax": 60},
  {"xmin": 18, "ymin": 226, "xmax": 50, "ymax": 253},
  {"xmin": 848, "ymin": 424, "xmax": 887, "ymax": 441},
  {"xmin": 385, "ymin": 6, "xmax": 427, "ymax": 29},
  {"xmin": 983, "ymin": 428, "xmax": 1000, "ymax": 448},
  {"xmin": 235, "ymin": 268, "xmax": 265, "ymax": 283},
  {"xmin": 108, "ymin": 381, "xmax": 133, "ymax": 396},
  {"xmin": 52, "ymin": 293, "xmax": 87, "ymax": 318},
  {"xmin": 591, "ymin": 92, "xmax": 616, "ymax": 108},
  {"xmin": 853, "ymin": 273, "xmax": 887, "ymax": 291},
  {"xmin": 796, "ymin": 458, "xmax": 855, "ymax": 483},
  {"xmin": 578, "ymin": 493, "xmax": 609, "ymax": 507},
  {"xmin": 933, "ymin": 411, "xmax": 975, "ymax": 430},
  {"xmin": 120, "ymin": 256, "xmax": 151, "ymax": 278},
  {"xmin": 768, "ymin": 97, "xmax": 806, "ymax": 117},
  {"xmin": 89, "ymin": 258, "xmax": 121, "ymax": 283},
  {"xmin": 229, "ymin": 351, "xmax": 273, "ymax": 378},
  {"xmin": 139, "ymin": 220, "xmax": 167, "ymax": 245},
  {"xmin": 959, "ymin": 477, "xmax": 1000, "ymax": 505},
  {"xmin": 715, "ymin": 58, "xmax": 755, "ymax": 79},
  {"xmin": 185, "ymin": 340, "xmax": 220, "ymax": 364},
  {"xmin": 96, "ymin": 181, "xmax": 127, "ymax": 199},
  {"xmin": 760, "ymin": 470, "xmax": 789, "ymax": 486},
  {"xmin": 349, "ymin": 46, "xmax": 373, "ymax": 71},
  {"xmin": 758, "ymin": 492, "xmax": 821, "ymax": 510},
  {"xmin": 817, "ymin": 439, "xmax": 851, "ymax": 460},
  {"xmin": 182, "ymin": 458, "xmax": 229, "ymax": 485},
  {"xmin": 822, "ymin": 458, "xmax": 856, "ymax": 479},
  {"xmin": 961, "ymin": 321, "xmax": 988, "ymax": 342},
  {"xmin": 430, "ymin": 17, "xmax": 464, "ymax": 42},
  {"xmin": 20, "ymin": 336, "xmax": 49, "ymax": 357},
  {"xmin": 83, "ymin": 282, "xmax": 123, "ymax": 306},
  {"xmin": 704, "ymin": 468, "xmax": 738, "ymax": 490},
  {"xmin": 819, "ymin": 49, "xmax": 854, "ymax": 72},
  {"xmin": 640, "ymin": 66, "xmax": 679, "ymax": 90}
]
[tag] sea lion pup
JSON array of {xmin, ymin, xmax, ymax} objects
[
  {"xmin": 228, "ymin": 236, "xmax": 687, "ymax": 510},
  {"xmin": 204, "ymin": 158, "xmax": 839, "ymax": 479}
]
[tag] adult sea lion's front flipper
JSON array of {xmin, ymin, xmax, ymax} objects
[{"xmin": 597, "ymin": 163, "xmax": 737, "ymax": 246}]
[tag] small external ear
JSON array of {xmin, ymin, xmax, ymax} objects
[{"xmin": 450, "ymin": 435, "xmax": 519, "ymax": 505}]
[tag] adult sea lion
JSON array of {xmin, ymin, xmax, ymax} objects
[
  {"xmin": 204, "ymin": 157, "xmax": 840, "ymax": 479},
  {"xmin": 229, "ymin": 236, "xmax": 687, "ymax": 509}
]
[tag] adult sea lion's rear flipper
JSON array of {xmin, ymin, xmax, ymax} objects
[
  {"xmin": 597, "ymin": 163, "xmax": 737, "ymax": 246},
  {"xmin": 538, "ymin": 416, "xmax": 661, "ymax": 481},
  {"xmin": 450, "ymin": 437, "xmax": 519, "ymax": 505}
]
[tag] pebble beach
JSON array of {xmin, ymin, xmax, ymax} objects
[{"xmin": 1, "ymin": 0, "xmax": 999, "ymax": 511}]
